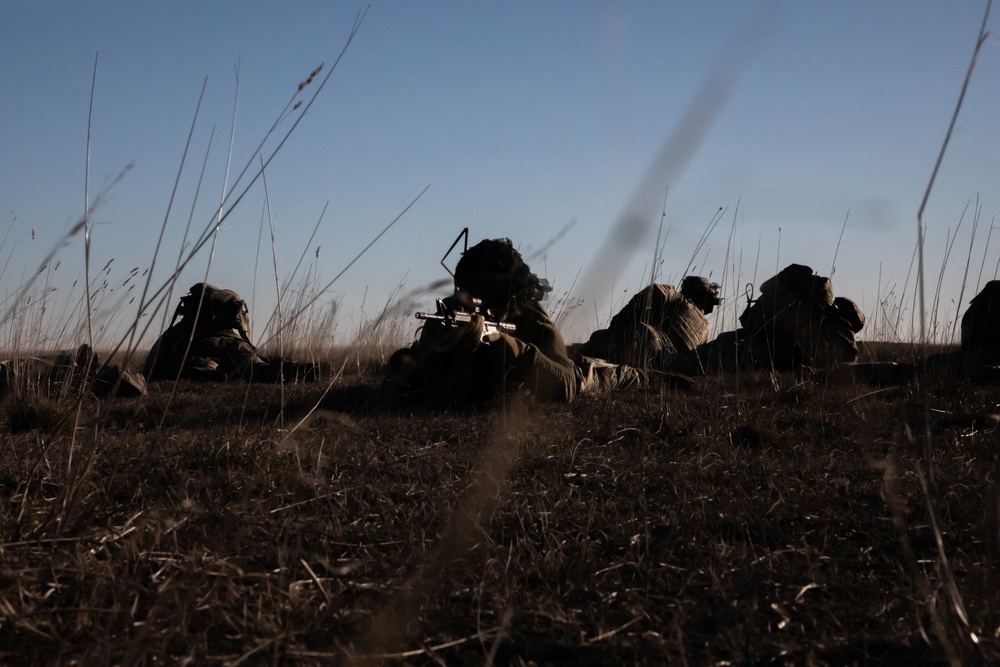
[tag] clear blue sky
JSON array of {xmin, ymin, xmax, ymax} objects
[{"xmin": 2, "ymin": 1, "xmax": 998, "ymax": 349}]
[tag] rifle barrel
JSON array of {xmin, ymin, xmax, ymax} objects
[{"xmin": 415, "ymin": 311, "xmax": 516, "ymax": 333}]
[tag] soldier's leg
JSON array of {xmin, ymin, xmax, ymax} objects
[{"xmin": 575, "ymin": 356, "xmax": 643, "ymax": 395}]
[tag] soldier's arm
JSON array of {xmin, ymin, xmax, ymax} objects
[{"xmin": 500, "ymin": 307, "xmax": 577, "ymax": 402}]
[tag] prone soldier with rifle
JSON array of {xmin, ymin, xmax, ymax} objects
[{"xmin": 369, "ymin": 232, "xmax": 579, "ymax": 412}]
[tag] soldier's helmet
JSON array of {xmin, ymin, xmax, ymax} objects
[
  {"xmin": 454, "ymin": 238, "xmax": 549, "ymax": 315},
  {"xmin": 681, "ymin": 276, "xmax": 722, "ymax": 314}
]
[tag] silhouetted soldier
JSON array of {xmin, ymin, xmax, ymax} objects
[
  {"xmin": 578, "ymin": 276, "xmax": 721, "ymax": 367},
  {"xmin": 372, "ymin": 238, "xmax": 590, "ymax": 410},
  {"xmin": 664, "ymin": 264, "xmax": 864, "ymax": 374},
  {"xmin": 144, "ymin": 283, "xmax": 313, "ymax": 383}
]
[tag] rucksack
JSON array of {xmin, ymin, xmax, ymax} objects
[
  {"xmin": 171, "ymin": 283, "xmax": 252, "ymax": 344},
  {"xmin": 144, "ymin": 283, "xmax": 258, "ymax": 381},
  {"xmin": 739, "ymin": 264, "xmax": 860, "ymax": 369}
]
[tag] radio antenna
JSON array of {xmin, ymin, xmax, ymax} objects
[{"xmin": 441, "ymin": 227, "xmax": 469, "ymax": 277}]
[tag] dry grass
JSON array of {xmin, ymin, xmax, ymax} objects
[
  {"xmin": 2, "ymin": 6, "xmax": 996, "ymax": 664},
  {"xmin": 0, "ymin": 353, "xmax": 998, "ymax": 665}
]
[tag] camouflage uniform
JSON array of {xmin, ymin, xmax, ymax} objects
[
  {"xmin": 574, "ymin": 355, "xmax": 644, "ymax": 395},
  {"xmin": 579, "ymin": 277, "xmax": 719, "ymax": 366},
  {"xmin": 145, "ymin": 326, "xmax": 275, "ymax": 381}
]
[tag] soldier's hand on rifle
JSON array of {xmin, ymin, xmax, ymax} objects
[
  {"xmin": 418, "ymin": 314, "xmax": 485, "ymax": 357},
  {"xmin": 481, "ymin": 328, "xmax": 505, "ymax": 345}
]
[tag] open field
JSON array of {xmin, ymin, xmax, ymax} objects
[
  {"xmin": 1, "ymin": 346, "xmax": 998, "ymax": 665},
  {"xmin": 4, "ymin": 3, "xmax": 1000, "ymax": 664}
]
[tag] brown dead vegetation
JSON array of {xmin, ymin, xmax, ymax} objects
[{"xmin": 0, "ymin": 351, "xmax": 998, "ymax": 665}]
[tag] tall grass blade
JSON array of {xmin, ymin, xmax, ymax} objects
[
  {"xmin": 910, "ymin": 2, "xmax": 991, "ymax": 659},
  {"xmin": 256, "ymin": 184, "xmax": 431, "ymax": 350},
  {"xmin": 83, "ymin": 52, "xmax": 98, "ymax": 353}
]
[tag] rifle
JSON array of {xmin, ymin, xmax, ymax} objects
[{"xmin": 416, "ymin": 296, "xmax": 516, "ymax": 341}]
